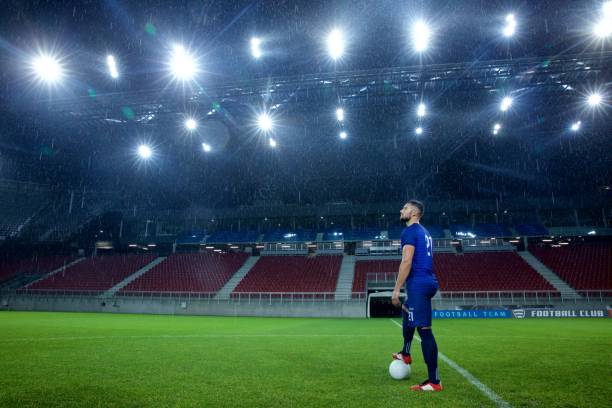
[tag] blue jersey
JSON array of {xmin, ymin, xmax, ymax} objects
[{"xmin": 401, "ymin": 223, "xmax": 436, "ymax": 283}]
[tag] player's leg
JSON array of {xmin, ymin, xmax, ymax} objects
[
  {"xmin": 392, "ymin": 302, "xmax": 414, "ymax": 364},
  {"xmin": 409, "ymin": 281, "xmax": 442, "ymax": 391}
]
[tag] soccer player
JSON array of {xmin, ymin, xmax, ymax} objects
[{"xmin": 391, "ymin": 200, "xmax": 442, "ymax": 391}]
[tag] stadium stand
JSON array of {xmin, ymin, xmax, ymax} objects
[
  {"xmin": 352, "ymin": 259, "xmax": 400, "ymax": 296},
  {"xmin": 515, "ymin": 223, "xmax": 549, "ymax": 236},
  {"xmin": 206, "ymin": 230, "xmax": 260, "ymax": 243},
  {"xmin": 322, "ymin": 229, "xmax": 347, "ymax": 241},
  {"xmin": 0, "ymin": 255, "xmax": 73, "ymax": 284},
  {"xmin": 342, "ymin": 228, "xmax": 382, "ymax": 241},
  {"xmin": 352, "ymin": 252, "xmax": 557, "ymax": 296},
  {"xmin": 387, "ymin": 225, "xmax": 445, "ymax": 239},
  {"xmin": 262, "ymin": 229, "xmax": 316, "ymax": 242},
  {"xmin": 176, "ymin": 230, "xmax": 206, "ymax": 244},
  {"xmin": 26, "ymin": 254, "xmax": 156, "ymax": 293},
  {"xmin": 120, "ymin": 252, "xmax": 249, "ymax": 294},
  {"xmin": 529, "ymin": 243, "xmax": 612, "ymax": 291},
  {"xmin": 232, "ymin": 255, "xmax": 342, "ymax": 294},
  {"xmin": 474, "ymin": 223, "xmax": 513, "ymax": 238}
]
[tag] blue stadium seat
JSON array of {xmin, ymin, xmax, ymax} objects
[
  {"xmin": 514, "ymin": 223, "xmax": 549, "ymax": 236},
  {"xmin": 206, "ymin": 230, "xmax": 260, "ymax": 243}
]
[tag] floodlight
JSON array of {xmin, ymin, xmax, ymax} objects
[
  {"xmin": 202, "ymin": 143, "xmax": 211, "ymax": 152},
  {"xmin": 106, "ymin": 55, "xmax": 119, "ymax": 79},
  {"xmin": 339, "ymin": 131, "xmax": 347, "ymax": 139},
  {"xmin": 169, "ymin": 44, "xmax": 198, "ymax": 81},
  {"xmin": 185, "ymin": 118, "xmax": 197, "ymax": 131},
  {"xmin": 138, "ymin": 145, "xmax": 152, "ymax": 159},
  {"xmin": 327, "ymin": 29, "xmax": 345, "ymax": 60},
  {"xmin": 415, "ymin": 127, "xmax": 423, "ymax": 135},
  {"xmin": 257, "ymin": 113, "xmax": 273, "ymax": 131},
  {"xmin": 250, "ymin": 37, "xmax": 262, "ymax": 59},
  {"xmin": 336, "ymin": 108, "xmax": 344, "ymax": 122},
  {"xmin": 412, "ymin": 21, "xmax": 431, "ymax": 52},
  {"xmin": 417, "ymin": 103, "xmax": 426, "ymax": 117},
  {"xmin": 32, "ymin": 54, "xmax": 63, "ymax": 83},
  {"xmin": 500, "ymin": 97, "xmax": 513, "ymax": 111}
]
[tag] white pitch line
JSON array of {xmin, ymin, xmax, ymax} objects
[{"xmin": 390, "ymin": 319, "xmax": 511, "ymax": 408}]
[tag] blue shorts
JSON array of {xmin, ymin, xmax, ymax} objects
[{"xmin": 403, "ymin": 279, "xmax": 438, "ymax": 327}]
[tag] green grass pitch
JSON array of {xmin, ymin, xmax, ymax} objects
[{"xmin": 0, "ymin": 311, "xmax": 610, "ymax": 407}]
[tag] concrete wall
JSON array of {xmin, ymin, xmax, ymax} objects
[{"xmin": 0, "ymin": 294, "xmax": 367, "ymax": 318}]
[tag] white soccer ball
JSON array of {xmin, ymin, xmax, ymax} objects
[{"xmin": 389, "ymin": 359, "xmax": 411, "ymax": 380}]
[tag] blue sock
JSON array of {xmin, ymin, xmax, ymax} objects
[
  {"xmin": 402, "ymin": 310, "xmax": 415, "ymax": 355},
  {"xmin": 418, "ymin": 327, "xmax": 440, "ymax": 384}
]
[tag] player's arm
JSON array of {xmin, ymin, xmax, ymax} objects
[{"xmin": 391, "ymin": 244, "xmax": 415, "ymax": 307}]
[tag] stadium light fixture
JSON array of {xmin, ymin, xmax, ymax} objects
[
  {"xmin": 570, "ymin": 121, "xmax": 582, "ymax": 132},
  {"xmin": 500, "ymin": 96, "xmax": 513, "ymax": 111},
  {"xmin": 493, "ymin": 123, "xmax": 502, "ymax": 135},
  {"xmin": 185, "ymin": 118, "xmax": 197, "ymax": 131},
  {"xmin": 257, "ymin": 113, "xmax": 273, "ymax": 132},
  {"xmin": 593, "ymin": 2, "xmax": 612, "ymax": 38},
  {"xmin": 339, "ymin": 131, "xmax": 347, "ymax": 139},
  {"xmin": 169, "ymin": 44, "xmax": 198, "ymax": 81},
  {"xmin": 327, "ymin": 29, "xmax": 345, "ymax": 60},
  {"xmin": 587, "ymin": 93, "xmax": 602, "ymax": 106},
  {"xmin": 417, "ymin": 103, "xmax": 426, "ymax": 117},
  {"xmin": 250, "ymin": 37, "xmax": 263, "ymax": 59},
  {"xmin": 336, "ymin": 108, "xmax": 345, "ymax": 122},
  {"xmin": 106, "ymin": 55, "xmax": 119, "ymax": 79},
  {"xmin": 415, "ymin": 127, "xmax": 423, "ymax": 135},
  {"xmin": 268, "ymin": 137, "xmax": 277, "ymax": 148},
  {"xmin": 202, "ymin": 142, "xmax": 211, "ymax": 152},
  {"xmin": 412, "ymin": 20, "xmax": 431, "ymax": 52},
  {"xmin": 503, "ymin": 14, "xmax": 517, "ymax": 37},
  {"xmin": 137, "ymin": 144, "xmax": 152, "ymax": 159},
  {"xmin": 31, "ymin": 54, "xmax": 63, "ymax": 83}
]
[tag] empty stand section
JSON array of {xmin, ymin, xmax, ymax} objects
[
  {"xmin": 0, "ymin": 255, "xmax": 73, "ymax": 283},
  {"xmin": 27, "ymin": 254, "xmax": 156, "ymax": 293},
  {"xmin": 352, "ymin": 252, "xmax": 557, "ymax": 296},
  {"xmin": 120, "ymin": 252, "xmax": 249, "ymax": 294},
  {"xmin": 233, "ymin": 255, "xmax": 342, "ymax": 293},
  {"xmin": 530, "ymin": 244, "xmax": 612, "ymax": 291}
]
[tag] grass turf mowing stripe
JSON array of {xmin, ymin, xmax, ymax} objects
[{"xmin": 390, "ymin": 319, "xmax": 511, "ymax": 408}]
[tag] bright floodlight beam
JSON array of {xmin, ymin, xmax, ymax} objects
[
  {"xmin": 327, "ymin": 29, "xmax": 345, "ymax": 60},
  {"xmin": 202, "ymin": 142, "xmax": 211, "ymax": 152},
  {"xmin": 138, "ymin": 144, "xmax": 152, "ymax": 159},
  {"xmin": 106, "ymin": 55, "xmax": 119, "ymax": 79},
  {"xmin": 412, "ymin": 20, "xmax": 431, "ymax": 52},
  {"xmin": 500, "ymin": 96, "xmax": 513, "ymax": 111},
  {"xmin": 493, "ymin": 123, "xmax": 501, "ymax": 135},
  {"xmin": 269, "ymin": 137, "xmax": 277, "ymax": 148},
  {"xmin": 587, "ymin": 93, "xmax": 602, "ymax": 106},
  {"xmin": 169, "ymin": 44, "xmax": 198, "ymax": 81},
  {"xmin": 503, "ymin": 14, "xmax": 517, "ymax": 37},
  {"xmin": 415, "ymin": 127, "xmax": 423, "ymax": 135},
  {"xmin": 185, "ymin": 118, "xmax": 197, "ymax": 131},
  {"xmin": 257, "ymin": 113, "xmax": 273, "ymax": 132},
  {"xmin": 250, "ymin": 37, "xmax": 262, "ymax": 59},
  {"xmin": 32, "ymin": 54, "xmax": 63, "ymax": 83},
  {"xmin": 570, "ymin": 121, "xmax": 581, "ymax": 132},
  {"xmin": 336, "ymin": 108, "xmax": 344, "ymax": 122},
  {"xmin": 417, "ymin": 103, "xmax": 426, "ymax": 117},
  {"xmin": 339, "ymin": 131, "xmax": 347, "ymax": 139}
]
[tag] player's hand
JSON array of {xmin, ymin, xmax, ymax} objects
[{"xmin": 391, "ymin": 290, "xmax": 401, "ymax": 308}]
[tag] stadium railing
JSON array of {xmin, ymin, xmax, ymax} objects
[{"xmin": 6, "ymin": 289, "xmax": 366, "ymax": 302}]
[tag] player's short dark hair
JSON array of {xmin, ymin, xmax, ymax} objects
[{"xmin": 407, "ymin": 199, "xmax": 424, "ymax": 217}]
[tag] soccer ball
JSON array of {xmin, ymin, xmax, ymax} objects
[{"xmin": 389, "ymin": 359, "xmax": 411, "ymax": 380}]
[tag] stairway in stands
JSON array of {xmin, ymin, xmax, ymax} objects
[
  {"xmin": 517, "ymin": 252, "xmax": 580, "ymax": 298},
  {"xmin": 334, "ymin": 255, "xmax": 356, "ymax": 300},
  {"xmin": 215, "ymin": 256, "xmax": 260, "ymax": 299}
]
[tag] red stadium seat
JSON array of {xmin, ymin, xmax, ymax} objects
[
  {"xmin": 232, "ymin": 255, "xmax": 342, "ymax": 294},
  {"xmin": 120, "ymin": 252, "xmax": 249, "ymax": 294},
  {"xmin": 530, "ymin": 244, "xmax": 612, "ymax": 290}
]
